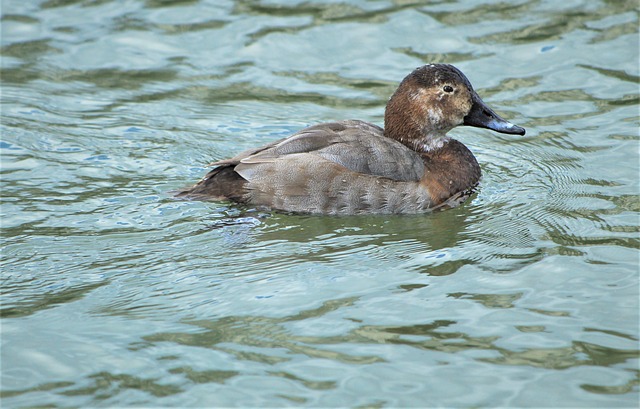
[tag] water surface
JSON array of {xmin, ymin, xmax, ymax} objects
[{"xmin": 1, "ymin": 0, "xmax": 639, "ymax": 407}]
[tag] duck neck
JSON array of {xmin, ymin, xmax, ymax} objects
[{"xmin": 383, "ymin": 91, "xmax": 451, "ymax": 153}]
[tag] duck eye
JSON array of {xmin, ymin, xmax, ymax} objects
[{"xmin": 443, "ymin": 85, "xmax": 454, "ymax": 93}]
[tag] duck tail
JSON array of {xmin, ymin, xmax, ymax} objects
[{"xmin": 174, "ymin": 165, "xmax": 248, "ymax": 203}]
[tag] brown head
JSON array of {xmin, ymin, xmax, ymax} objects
[{"xmin": 384, "ymin": 64, "xmax": 525, "ymax": 152}]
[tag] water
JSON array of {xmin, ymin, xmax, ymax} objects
[{"xmin": 1, "ymin": 0, "xmax": 638, "ymax": 407}]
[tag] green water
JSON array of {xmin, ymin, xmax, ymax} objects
[{"xmin": 1, "ymin": 0, "xmax": 638, "ymax": 407}]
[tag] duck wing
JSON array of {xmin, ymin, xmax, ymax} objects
[{"xmin": 228, "ymin": 120, "xmax": 425, "ymax": 182}]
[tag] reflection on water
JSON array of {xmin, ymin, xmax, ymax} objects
[{"xmin": 1, "ymin": 0, "xmax": 638, "ymax": 407}]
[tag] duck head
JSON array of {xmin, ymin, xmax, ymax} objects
[{"xmin": 384, "ymin": 64, "xmax": 525, "ymax": 151}]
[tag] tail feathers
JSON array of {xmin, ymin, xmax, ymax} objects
[{"xmin": 175, "ymin": 165, "xmax": 248, "ymax": 203}]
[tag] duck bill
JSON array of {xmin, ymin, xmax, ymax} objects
[{"xmin": 463, "ymin": 95, "xmax": 525, "ymax": 135}]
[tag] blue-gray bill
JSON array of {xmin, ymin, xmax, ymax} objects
[{"xmin": 463, "ymin": 95, "xmax": 526, "ymax": 135}]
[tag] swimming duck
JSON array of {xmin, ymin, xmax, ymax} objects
[{"xmin": 177, "ymin": 64, "xmax": 525, "ymax": 214}]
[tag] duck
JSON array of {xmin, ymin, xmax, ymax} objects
[{"xmin": 176, "ymin": 64, "xmax": 525, "ymax": 215}]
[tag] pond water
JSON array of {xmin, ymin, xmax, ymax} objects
[{"xmin": 1, "ymin": 0, "xmax": 638, "ymax": 407}]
